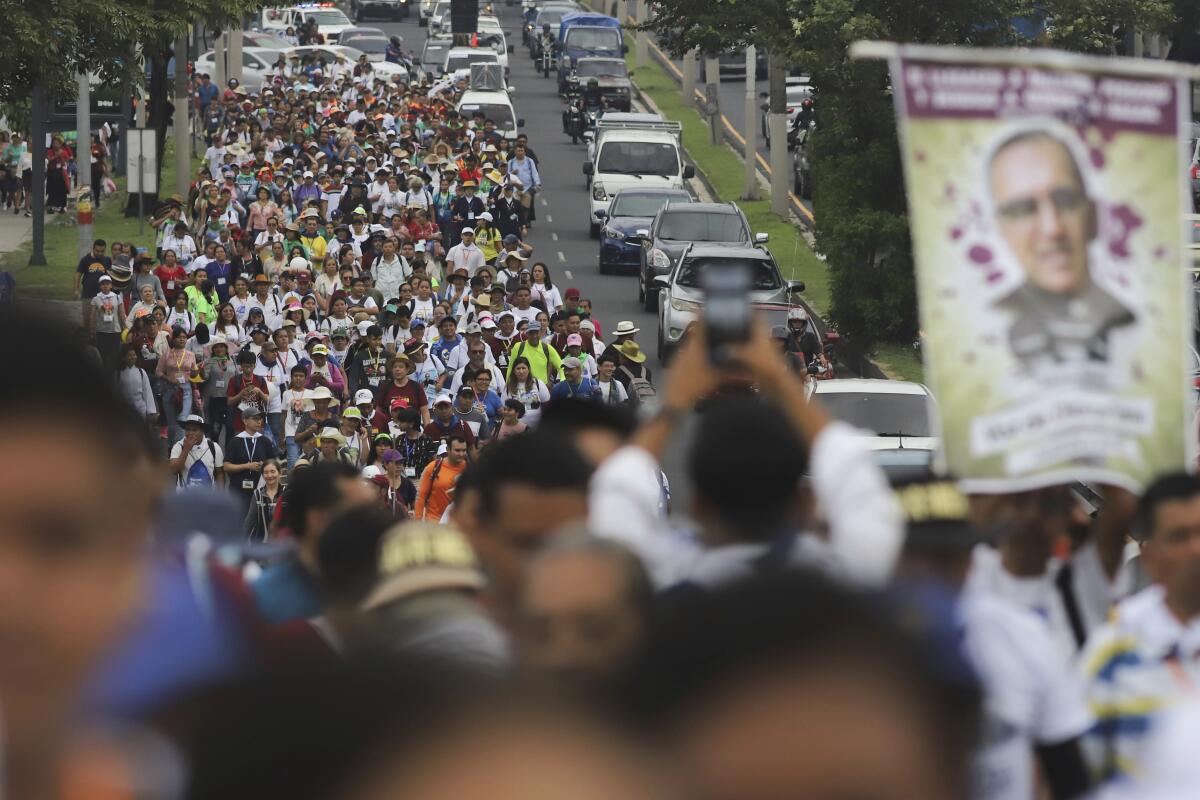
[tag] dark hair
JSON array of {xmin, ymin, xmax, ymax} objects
[
  {"xmin": 284, "ymin": 461, "xmax": 363, "ymax": 541},
  {"xmin": 688, "ymin": 396, "xmax": 807, "ymax": 541},
  {"xmin": 540, "ymin": 397, "xmax": 636, "ymax": 440},
  {"xmin": 627, "ymin": 573, "xmax": 981, "ymax": 795},
  {"xmin": 317, "ymin": 506, "xmax": 393, "ymax": 607},
  {"xmin": 446, "ymin": 432, "xmax": 470, "ymax": 449},
  {"xmin": 475, "ymin": 430, "xmax": 592, "ymax": 516},
  {"xmin": 0, "ymin": 310, "xmax": 156, "ymax": 461},
  {"xmin": 1134, "ymin": 472, "xmax": 1200, "ymax": 541},
  {"xmin": 291, "ymin": 365, "xmax": 309, "ymax": 377},
  {"xmin": 597, "ymin": 354, "xmax": 617, "ymax": 367},
  {"xmin": 94, "ymin": 238, "xmax": 107, "ymax": 247},
  {"xmin": 502, "ymin": 398, "xmax": 525, "ymax": 418}
]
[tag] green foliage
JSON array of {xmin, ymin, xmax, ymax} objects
[
  {"xmin": 0, "ymin": 0, "xmax": 271, "ymax": 105},
  {"xmin": 1039, "ymin": 0, "xmax": 1173, "ymax": 53}
]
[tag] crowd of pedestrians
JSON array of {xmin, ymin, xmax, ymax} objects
[{"xmin": 2, "ymin": 33, "xmax": 1199, "ymax": 800}]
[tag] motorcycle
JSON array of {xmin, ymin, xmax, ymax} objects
[
  {"xmin": 540, "ymin": 40, "xmax": 557, "ymax": 77},
  {"xmin": 564, "ymin": 101, "xmax": 585, "ymax": 143}
]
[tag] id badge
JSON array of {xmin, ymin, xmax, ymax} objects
[
  {"xmin": 467, "ymin": 212, "xmax": 475, "ymax": 220},
  {"xmin": 217, "ymin": 277, "xmax": 227, "ymax": 286},
  {"xmin": 166, "ymin": 280, "xmax": 175, "ymax": 290},
  {"xmin": 215, "ymin": 379, "xmax": 226, "ymax": 389},
  {"xmin": 404, "ymin": 467, "xmax": 416, "ymax": 478},
  {"xmin": 242, "ymin": 479, "xmax": 254, "ymax": 490},
  {"xmin": 102, "ymin": 312, "xmax": 114, "ymax": 323}
]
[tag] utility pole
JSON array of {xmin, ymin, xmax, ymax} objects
[
  {"xmin": 742, "ymin": 45, "xmax": 759, "ymax": 200},
  {"xmin": 681, "ymin": 48, "xmax": 697, "ymax": 110},
  {"xmin": 29, "ymin": 86, "xmax": 46, "ymax": 266},
  {"xmin": 635, "ymin": 0, "xmax": 648, "ymax": 68},
  {"xmin": 703, "ymin": 55, "xmax": 721, "ymax": 145},
  {"xmin": 76, "ymin": 72, "xmax": 93, "ymax": 262},
  {"xmin": 214, "ymin": 30, "xmax": 227, "ymax": 89},
  {"xmin": 767, "ymin": 50, "xmax": 789, "ymax": 215},
  {"xmin": 175, "ymin": 30, "xmax": 191, "ymax": 199},
  {"xmin": 228, "ymin": 20, "xmax": 244, "ymax": 85}
]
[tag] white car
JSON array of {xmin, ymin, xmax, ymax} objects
[
  {"xmin": 194, "ymin": 47, "xmax": 279, "ymax": 90},
  {"xmin": 457, "ymin": 89, "xmax": 523, "ymax": 140},
  {"xmin": 259, "ymin": 4, "xmax": 356, "ymax": 43},
  {"xmin": 286, "ymin": 44, "xmax": 406, "ymax": 81},
  {"xmin": 419, "ymin": 0, "xmax": 437, "ymax": 25},
  {"xmin": 443, "ymin": 46, "xmax": 501, "ymax": 76},
  {"xmin": 653, "ymin": 244, "xmax": 802, "ymax": 363},
  {"xmin": 430, "ymin": 0, "xmax": 452, "ymax": 31},
  {"xmin": 812, "ymin": 379, "xmax": 938, "ymax": 451}
]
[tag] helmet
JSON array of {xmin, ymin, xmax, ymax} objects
[
  {"xmin": 227, "ymin": 78, "xmax": 239, "ymax": 89},
  {"xmin": 542, "ymin": 23, "xmax": 551, "ymax": 32},
  {"xmin": 390, "ymin": 36, "xmax": 401, "ymax": 46},
  {"xmin": 787, "ymin": 307, "xmax": 808, "ymax": 322},
  {"xmin": 289, "ymin": 256, "xmax": 310, "ymax": 271}
]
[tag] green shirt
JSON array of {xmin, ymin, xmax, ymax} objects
[{"xmin": 505, "ymin": 339, "xmax": 562, "ymax": 385}]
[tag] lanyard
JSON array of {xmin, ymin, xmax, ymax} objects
[{"xmin": 243, "ymin": 436, "xmax": 259, "ymax": 464}]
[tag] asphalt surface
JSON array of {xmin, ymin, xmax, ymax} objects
[{"xmin": 375, "ymin": 6, "xmax": 701, "ymax": 505}]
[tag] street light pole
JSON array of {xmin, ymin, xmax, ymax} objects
[
  {"xmin": 76, "ymin": 72, "xmax": 93, "ymax": 262},
  {"xmin": 175, "ymin": 30, "xmax": 191, "ymax": 199},
  {"xmin": 742, "ymin": 45, "xmax": 759, "ymax": 201}
]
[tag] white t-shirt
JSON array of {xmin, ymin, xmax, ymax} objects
[
  {"xmin": 960, "ymin": 591, "xmax": 1093, "ymax": 800},
  {"xmin": 510, "ymin": 306, "xmax": 539, "ymax": 325},
  {"xmin": 595, "ymin": 378, "xmax": 628, "ymax": 404},
  {"xmin": 531, "ymin": 283, "xmax": 563, "ymax": 310},
  {"xmin": 966, "ymin": 542, "xmax": 1116, "ymax": 660},
  {"xmin": 170, "ymin": 438, "xmax": 224, "ymax": 489}
]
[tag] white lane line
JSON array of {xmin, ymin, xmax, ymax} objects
[
  {"xmin": 551, "ymin": 232, "xmax": 558, "ymax": 241},
  {"xmin": 546, "ymin": 215, "xmax": 553, "ymax": 222},
  {"xmin": 564, "ymin": 270, "xmax": 574, "ymax": 279},
  {"xmin": 557, "ymin": 251, "xmax": 566, "ymax": 262},
  {"xmin": 541, "ymin": 198, "xmax": 548, "ymax": 207}
]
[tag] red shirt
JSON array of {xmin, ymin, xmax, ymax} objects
[
  {"xmin": 423, "ymin": 418, "xmax": 475, "ymax": 448},
  {"xmin": 155, "ymin": 264, "xmax": 188, "ymax": 302},
  {"xmin": 375, "ymin": 378, "xmax": 428, "ymax": 417}
]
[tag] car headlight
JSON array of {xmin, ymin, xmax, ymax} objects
[
  {"xmin": 592, "ymin": 183, "xmax": 607, "ymax": 201},
  {"xmin": 616, "ymin": 86, "xmax": 629, "ymax": 93},
  {"xmin": 604, "ymin": 226, "xmax": 624, "ymax": 241},
  {"xmin": 650, "ymin": 248, "xmax": 671, "ymax": 269},
  {"xmin": 670, "ymin": 297, "xmax": 703, "ymax": 314}
]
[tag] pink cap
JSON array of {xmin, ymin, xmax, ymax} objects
[{"xmin": 566, "ymin": 333, "xmax": 583, "ymax": 346}]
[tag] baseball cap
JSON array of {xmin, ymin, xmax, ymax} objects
[
  {"xmin": 460, "ymin": 227, "xmax": 475, "ymax": 235},
  {"xmin": 480, "ymin": 318, "xmax": 497, "ymax": 329},
  {"xmin": 354, "ymin": 389, "xmax": 375, "ymax": 405},
  {"xmin": 456, "ymin": 385, "xmax": 476, "ymax": 398},
  {"xmin": 239, "ymin": 404, "xmax": 266, "ymax": 419},
  {"xmin": 566, "ymin": 333, "xmax": 583, "ymax": 347},
  {"xmin": 525, "ymin": 321, "xmax": 542, "ymax": 333},
  {"xmin": 433, "ymin": 392, "xmax": 454, "ymax": 406},
  {"xmin": 464, "ymin": 322, "xmax": 482, "ymax": 335},
  {"xmin": 561, "ymin": 356, "xmax": 582, "ymax": 370},
  {"xmin": 360, "ymin": 522, "xmax": 485, "ymax": 611},
  {"xmin": 895, "ymin": 478, "xmax": 980, "ymax": 549},
  {"xmin": 181, "ymin": 414, "xmax": 206, "ymax": 427},
  {"xmin": 389, "ymin": 396, "xmax": 411, "ymax": 410},
  {"xmin": 311, "ymin": 344, "xmax": 330, "ymax": 355}
]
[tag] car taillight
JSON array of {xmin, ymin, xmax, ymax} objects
[
  {"xmin": 1192, "ymin": 164, "xmax": 1200, "ymax": 180},
  {"xmin": 786, "ymin": 107, "xmax": 794, "ymax": 113}
]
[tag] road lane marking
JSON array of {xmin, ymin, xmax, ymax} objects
[
  {"xmin": 551, "ymin": 232, "xmax": 558, "ymax": 240},
  {"xmin": 541, "ymin": 198, "xmax": 548, "ymax": 207},
  {"xmin": 557, "ymin": 251, "xmax": 566, "ymax": 262},
  {"xmin": 546, "ymin": 215, "xmax": 553, "ymax": 222},
  {"xmin": 564, "ymin": 270, "xmax": 573, "ymax": 279}
]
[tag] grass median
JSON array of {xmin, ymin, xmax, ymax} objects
[
  {"xmin": 5, "ymin": 137, "xmax": 199, "ymax": 301},
  {"xmin": 625, "ymin": 52, "xmax": 831, "ymax": 316}
]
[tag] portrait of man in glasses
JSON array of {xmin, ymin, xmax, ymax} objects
[{"xmin": 988, "ymin": 129, "xmax": 1136, "ymax": 376}]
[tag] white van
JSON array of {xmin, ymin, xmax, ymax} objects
[
  {"xmin": 259, "ymin": 4, "xmax": 355, "ymax": 43},
  {"xmin": 456, "ymin": 89, "xmax": 524, "ymax": 141},
  {"xmin": 583, "ymin": 115, "xmax": 694, "ymax": 237}
]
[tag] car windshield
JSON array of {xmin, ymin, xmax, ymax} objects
[
  {"xmin": 576, "ymin": 60, "xmax": 626, "ymax": 78},
  {"xmin": 564, "ymin": 28, "xmax": 620, "ymax": 51},
  {"xmin": 675, "ymin": 258, "xmax": 781, "ymax": 291},
  {"xmin": 458, "ymin": 103, "xmax": 515, "ymax": 129},
  {"xmin": 818, "ymin": 392, "xmax": 933, "ymax": 438},
  {"xmin": 345, "ymin": 37, "xmax": 387, "ymax": 54},
  {"xmin": 611, "ymin": 193, "xmax": 689, "ymax": 217},
  {"xmin": 448, "ymin": 52, "xmax": 497, "ymax": 70},
  {"xmin": 308, "ymin": 10, "xmax": 350, "ymax": 24},
  {"xmin": 597, "ymin": 141, "xmax": 678, "ymax": 176},
  {"xmin": 658, "ymin": 211, "xmax": 747, "ymax": 242},
  {"xmin": 424, "ymin": 41, "xmax": 452, "ymax": 63},
  {"xmin": 434, "ymin": 1, "xmax": 450, "ymax": 15},
  {"xmin": 537, "ymin": 10, "xmax": 568, "ymax": 26},
  {"xmin": 248, "ymin": 35, "xmax": 289, "ymax": 50}
]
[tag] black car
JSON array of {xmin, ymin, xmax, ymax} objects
[
  {"xmin": 571, "ymin": 56, "xmax": 631, "ymax": 111},
  {"xmin": 634, "ymin": 202, "xmax": 767, "ymax": 311},
  {"xmin": 528, "ymin": 4, "xmax": 578, "ymax": 59}
]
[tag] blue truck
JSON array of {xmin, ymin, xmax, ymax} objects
[{"xmin": 555, "ymin": 12, "xmax": 624, "ymax": 92}]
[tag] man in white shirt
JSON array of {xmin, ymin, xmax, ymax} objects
[
  {"xmin": 168, "ymin": 414, "xmax": 224, "ymax": 490},
  {"xmin": 204, "ymin": 134, "xmax": 227, "ymax": 178},
  {"xmin": 372, "ymin": 238, "xmax": 411, "ymax": 302},
  {"xmin": 965, "ymin": 487, "xmax": 1132, "ymax": 660},
  {"xmin": 445, "ymin": 228, "xmax": 486, "ymax": 274}
]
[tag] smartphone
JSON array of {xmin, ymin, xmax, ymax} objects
[{"xmin": 701, "ymin": 261, "xmax": 751, "ymax": 366}]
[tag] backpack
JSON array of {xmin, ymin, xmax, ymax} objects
[
  {"xmin": 620, "ymin": 365, "xmax": 657, "ymax": 408},
  {"xmin": 514, "ymin": 340, "xmax": 557, "ymax": 384}
]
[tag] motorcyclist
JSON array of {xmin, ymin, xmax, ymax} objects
[
  {"xmin": 539, "ymin": 23, "xmax": 555, "ymax": 59},
  {"xmin": 581, "ymin": 77, "xmax": 604, "ymax": 112},
  {"xmin": 785, "ymin": 307, "xmax": 822, "ymax": 363},
  {"xmin": 796, "ymin": 97, "xmax": 815, "ymax": 129},
  {"xmin": 385, "ymin": 36, "xmax": 403, "ymax": 64}
]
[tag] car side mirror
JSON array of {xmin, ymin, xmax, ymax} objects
[
  {"xmin": 788, "ymin": 280, "xmax": 806, "ymax": 293},
  {"xmin": 508, "ymin": 44, "xmax": 515, "ymax": 53},
  {"xmin": 583, "ymin": 162, "xmax": 594, "ymax": 175},
  {"xmin": 652, "ymin": 275, "xmax": 670, "ymax": 288},
  {"xmin": 758, "ymin": 91, "xmax": 768, "ymax": 99},
  {"xmin": 682, "ymin": 164, "xmax": 695, "ymax": 179},
  {"xmin": 754, "ymin": 232, "xmax": 769, "ymax": 243},
  {"xmin": 621, "ymin": 44, "xmax": 629, "ymax": 54},
  {"xmin": 595, "ymin": 209, "xmax": 607, "ymax": 219}
]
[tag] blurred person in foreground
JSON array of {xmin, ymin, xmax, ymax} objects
[
  {"xmin": 588, "ymin": 323, "xmax": 904, "ymax": 590},
  {"xmin": 1080, "ymin": 473, "xmax": 1200, "ymax": 782},
  {"xmin": 0, "ymin": 311, "xmax": 161, "ymax": 798},
  {"xmin": 515, "ymin": 533, "xmax": 652, "ymax": 699},
  {"xmin": 626, "ymin": 571, "xmax": 982, "ymax": 800},
  {"xmin": 893, "ymin": 478, "xmax": 1094, "ymax": 800}
]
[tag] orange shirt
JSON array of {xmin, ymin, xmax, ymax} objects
[{"xmin": 413, "ymin": 457, "xmax": 467, "ymax": 522}]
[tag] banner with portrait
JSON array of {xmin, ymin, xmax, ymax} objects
[{"xmin": 852, "ymin": 42, "xmax": 1199, "ymax": 491}]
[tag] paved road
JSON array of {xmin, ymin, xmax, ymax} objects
[{"xmin": 376, "ymin": 7, "xmax": 700, "ymax": 505}]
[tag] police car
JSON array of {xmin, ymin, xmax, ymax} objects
[{"xmin": 259, "ymin": 3, "xmax": 356, "ymax": 43}]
